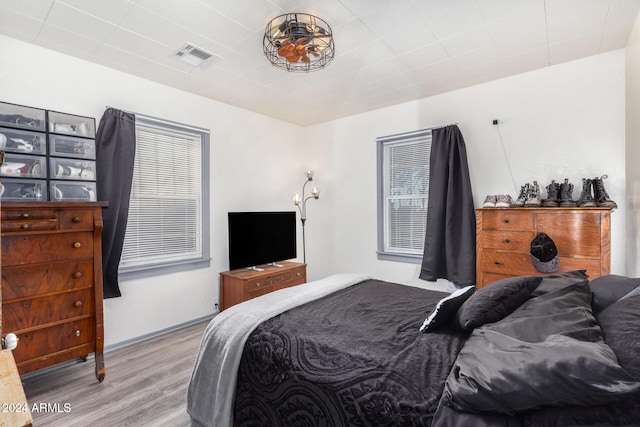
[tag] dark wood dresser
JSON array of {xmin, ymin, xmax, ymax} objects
[
  {"xmin": 1, "ymin": 201, "xmax": 106, "ymax": 381},
  {"xmin": 220, "ymin": 261, "xmax": 307, "ymax": 310},
  {"xmin": 476, "ymin": 208, "xmax": 611, "ymax": 288}
]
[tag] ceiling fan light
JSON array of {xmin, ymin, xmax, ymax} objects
[{"xmin": 263, "ymin": 13, "xmax": 335, "ymax": 73}]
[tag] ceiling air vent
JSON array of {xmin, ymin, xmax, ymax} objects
[{"xmin": 171, "ymin": 43, "xmax": 222, "ymax": 68}]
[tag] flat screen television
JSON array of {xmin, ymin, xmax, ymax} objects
[{"xmin": 228, "ymin": 211, "xmax": 297, "ymax": 270}]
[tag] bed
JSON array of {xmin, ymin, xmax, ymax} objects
[{"xmin": 187, "ymin": 271, "xmax": 640, "ymax": 427}]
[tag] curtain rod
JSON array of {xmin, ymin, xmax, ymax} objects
[
  {"xmin": 104, "ymin": 105, "xmax": 210, "ymax": 134},
  {"xmin": 376, "ymin": 123, "xmax": 458, "ymax": 142}
]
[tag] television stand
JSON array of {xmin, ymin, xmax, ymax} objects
[
  {"xmin": 266, "ymin": 262, "xmax": 284, "ymax": 267},
  {"xmin": 219, "ymin": 261, "xmax": 307, "ymax": 310}
]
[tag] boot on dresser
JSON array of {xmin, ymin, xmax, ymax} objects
[
  {"xmin": 512, "ymin": 183, "xmax": 529, "ymax": 207},
  {"xmin": 542, "ymin": 180, "xmax": 560, "ymax": 207},
  {"xmin": 577, "ymin": 178, "xmax": 596, "ymax": 207},
  {"xmin": 593, "ymin": 175, "xmax": 618, "ymax": 208},
  {"xmin": 525, "ymin": 181, "xmax": 542, "ymax": 207},
  {"xmin": 559, "ymin": 178, "xmax": 577, "ymax": 207}
]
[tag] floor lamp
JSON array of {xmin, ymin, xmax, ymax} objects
[{"xmin": 293, "ymin": 170, "xmax": 320, "ymax": 263}]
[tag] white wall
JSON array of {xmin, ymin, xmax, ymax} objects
[
  {"xmin": 0, "ymin": 34, "xmax": 305, "ymax": 346},
  {"xmin": 626, "ymin": 14, "xmax": 640, "ymax": 277},
  {"xmin": 304, "ymin": 50, "xmax": 627, "ymax": 289},
  {"xmin": 0, "ymin": 33, "xmax": 630, "ymax": 346}
]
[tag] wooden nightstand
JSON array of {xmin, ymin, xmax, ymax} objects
[{"xmin": 220, "ymin": 261, "xmax": 307, "ymax": 310}]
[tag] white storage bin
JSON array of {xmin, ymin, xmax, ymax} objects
[
  {"xmin": 49, "ymin": 134, "xmax": 96, "ymax": 159},
  {"xmin": 50, "ymin": 180, "xmax": 96, "ymax": 201},
  {"xmin": 49, "ymin": 158, "xmax": 96, "ymax": 181},
  {"xmin": 0, "ymin": 101, "xmax": 46, "ymax": 131},
  {"xmin": 0, "ymin": 153, "xmax": 46, "ymax": 178},
  {"xmin": 48, "ymin": 111, "xmax": 96, "ymax": 138},
  {"xmin": 0, "ymin": 127, "xmax": 46, "ymax": 154},
  {"xmin": 0, "ymin": 178, "xmax": 47, "ymax": 201}
]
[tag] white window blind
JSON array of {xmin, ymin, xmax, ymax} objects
[
  {"xmin": 378, "ymin": 129, "xmax": 432, "ymax": 259},
  {"xmin": 120, "ymin": 118, "xmax": 206, "ymax": 271}
]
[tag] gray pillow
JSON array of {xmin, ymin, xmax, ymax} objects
[
  {"xmin": 452, "ymin": 275, "xmax": 542, "ymax": 332},
  {"xmin": 590, "ymin": 275, "xmax": 640, "ymax": 314},
  {"xmin": 597, "ymin": 295, "xmax": 640, "ymax": 381},
  {"xmin": 530, "ymin": 270, "xmax": 588, "ymax": 297}
]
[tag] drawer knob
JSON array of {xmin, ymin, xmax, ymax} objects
[
  {"xmin": 503, "ymin": 219, "xmax": 510, "ymax": 223},
  {"xmin": 504, "ymin": 239, "xmax": 511, "ymax": 243},
  {"xmin": 20, "ymin": 213, "xmax": 30, "ymax": 218},
  {"xmin": 73, "ymin": 242, "xmax": 82, "ymax": 248},
  {"xmin": 75, "ymin": 330, "xmax": 81, "ymax": 337},
  {"xmin": 74, "ymin": 271, "xmax": 83, "ymax": 278},
  {"xmin": 494, "ymin": 261, "xmax": 501, "ymax": 265},
  {"xmin": 256, "ymin": 282, "xmax": 261, "ymax": 287},
  {"xmin": 297, "ymin": 272, "xmax": 301, "ymax": 276},
  {"xmin": 21, "ymin": 223, "xmax": 30, "ymax": 229},
  {"xmin": 74, "ymin": 301, "xmax": 83, "ymax": 308},
  {"xmin": 72, "ymin": 216, "xmax": 81, "ymax": 223}
]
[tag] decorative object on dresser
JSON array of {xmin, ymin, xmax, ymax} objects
[
  {"xmin": 292, "ymin": 170, "xmax": 320, "ymax": 263},
  {"xmin": 475, "ymin": 207, "xmax": 611, "ymax": 288},
  {"xmin": 1, "ymin": 201, "xmax": 107, "ymax": 381},
  {"xmin": 219, "ymin": 261, "xmax": 306, "ymax": 310}
]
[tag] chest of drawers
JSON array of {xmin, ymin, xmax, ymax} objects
[
  {"xmin": 220, "ymin": 261, "xmax": 307, "ymax": 310},
  {"xmin": 1, "ymin": 201, "xmax": 106, "ymax": 381},
  {"xmin": 476, "ymin": 208, "xmax": 611, "ymax": 288}
]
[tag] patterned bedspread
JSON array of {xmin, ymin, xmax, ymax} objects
[{"xmin": 234, "ymin": 279, "xmax": 468, "ymax": 427}]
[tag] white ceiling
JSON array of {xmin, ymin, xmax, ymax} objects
[{"xmin": 1, "ymin": 0, "xmax": 639, "ymax": 126}]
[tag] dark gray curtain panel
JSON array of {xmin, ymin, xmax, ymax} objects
[
  {"xmin": 419, "ymin": 125, "xmax": 476, "ymax": 286},
  {"xmin": 96, "ymin": 108, "xmax": 136, "ymax": 298}
]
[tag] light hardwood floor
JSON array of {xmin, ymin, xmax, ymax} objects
[{"xmin": 21, "ymin": 320, "xmax": 209, "ymax": 427}]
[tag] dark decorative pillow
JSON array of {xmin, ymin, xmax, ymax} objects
[
  {"xmin": 590, "ymin": 275, "xmax": 640, "ymax": 314},
  {"xmin": 530, "ymin": 270, "xmax": 588, "ymax": 297},
  {"xmin": 597, "ymin": 295, "xmax": 640, "ymax": 381},
  {"xmin": 452, "ymin": 276, "xmax": 542, "ymax": 332},
  {"xmin": 419, "ymin": 286, "xmax": 475, "ymax": 333}
]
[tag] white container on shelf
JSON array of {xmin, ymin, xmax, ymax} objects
[
  {"xmin": 49, "ymin": 134, "xmax": 96, "ymax": 159},
  {"xmin": 0, "ymin": 127, "xmax": 47, "ymax": 154},
  {"xmin": 0, "ymin": 153, "xmax": 46, "ymax": 178},
  {"xmin": 49, "ymin": 158, "xmax": 96, "ymax": 181},
  {"xmin": 0, "ymin": 178, "xmax": 47, "ymax": 201},
  {"xmin": 49, "ymin": 180, "xmax": 96, "ymax": 201}
]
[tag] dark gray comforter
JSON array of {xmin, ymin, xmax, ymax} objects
[
  {"xmin": 234, "ymin": 280, "xmax": 467, "ymax": 426},
  {"xmin": 233, "ymin": 278, "xmax": 640, "ymax": 427}
]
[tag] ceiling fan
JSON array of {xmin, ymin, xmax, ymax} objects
[{"xmin": 263, "ymin": 13, "xmax": 335, "ymax": 72}]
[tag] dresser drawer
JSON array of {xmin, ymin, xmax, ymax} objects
[
  {"xmin": 1, "ymin": 208, "xmax": 55, "ymax": 222},
  {"xmin": 2, "ymin": 231, "xmax": 93, "ymax": 265},
  {"xmin": 245, "ymin": 266, "xmax": 305, "ymax": 294},
  {"xmin": 1, "ymin": 218, "xmax": 58, "ymax": 233},
  {"xmin": 480, "ymin": 230, "xmax": 534, "ymax": 252},
  {"xmin": 2, "ymin": 289, "xmax": 95, "ymax": 331},
  {"xmin": 536, "ymin": 212, "xmax": 604, "ymax": 258},
  {"xmin": 58, "ymin": 209, "xmax": 96, "ymax": 230},
  {"xmin": 2, "ymin": 259, "xmax": 93, "ymax": 299},
  {"xmin": 480, "ymin": 250, "xmax": 538, "ymax": 276},
  {"xmin": 481, "ymin": 210, "xmax": 534, "ymax": 231},
  {"xmin": 480, "ymin": 250, "xmax": 603, "ymax": 279},
  {"xmin": 11, "ymin": 317, "xmax": 95, "ymax": 365}
]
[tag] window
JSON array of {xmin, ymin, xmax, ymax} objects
[
  {"xmin": 377, "ymin": 129, "xmax": 432, "ymax": 263},
  {"xmin": 119, "ymin": 115, "xmax": 210, "ymax": 279}
]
